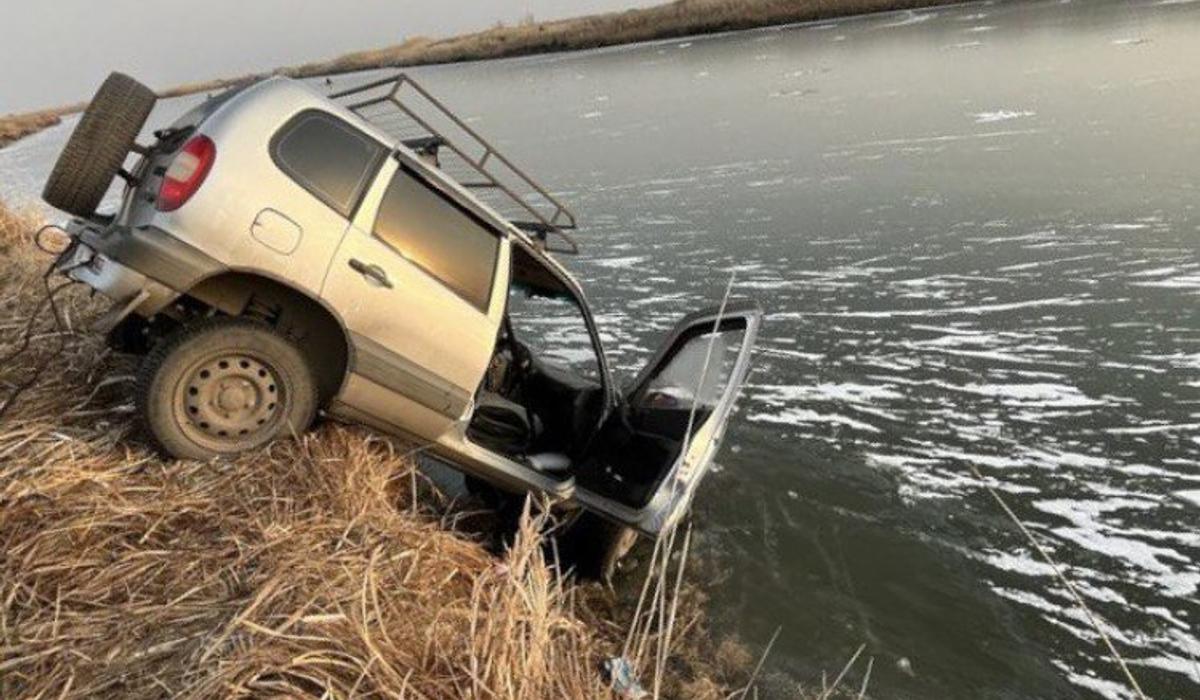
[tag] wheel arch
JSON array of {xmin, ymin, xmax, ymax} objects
[{"xmin": 181, "ymin": 269, "xmax": 352, "ymax": 404}]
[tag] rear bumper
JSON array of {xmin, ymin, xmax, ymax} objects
[{"xmin": 55, "ymin": 219, "xmax": 219, "ymax": 330}]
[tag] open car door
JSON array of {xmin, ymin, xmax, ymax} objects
[{"xmin": 574, "ymin": 300, "xmax": 761, "ymax": 536}]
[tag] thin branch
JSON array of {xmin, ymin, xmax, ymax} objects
[{"xmin": 967, "ymin": 463, "xmax": 1148, "ymax": 700}]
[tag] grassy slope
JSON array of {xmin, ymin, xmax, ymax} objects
[
  {"xmin": 1, "ymin": 0, "xmax": 962, "ymax": 146},
  {"xmin": 0, "ymin": 202, "xmax": 786, "ymax": 698}
]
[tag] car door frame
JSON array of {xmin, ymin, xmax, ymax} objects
[
  {"xmin": 323, "ymin": 153, "xmax": 511, "ymax": 441},
  {"xmin": 572, "ymin": 300, "xmax": 762, "ymax": 536}
]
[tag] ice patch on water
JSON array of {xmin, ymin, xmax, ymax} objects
[
  {"xmin": 1132, "ymin": 273, "xmax": 1200, "ymax": 290},
  {"xmin": 747, "ymin": 407, "xmax": 881, "ymax": 433},
  {"xmin": 955, "ymin": 382, "xmax": 1103, "ymax": 408},
  {"xmin": 747, "ymin": 177, "xmax": 787, "ymax": 188},
  {"xmin": 1035, "ymin": 498, "xmax": 1192, "ymax": 579},
  {"xmin": 1175, "ymin": 490, "xmax": 1200, "ymax": 508},
  {"xmin": 790, "ymin": 296, "xmax": 1099, "ymax": 319},
  {"xmin": 982, "ymin": 549, "xmax": 1058, "ymax": 578},
  {"xmin": 588, "ymin": 255, "xmax": 645, "ymax": 269},
  {"xmin": 1139, "ymin": 352, "xmax": 1200, "ymax": 370},
  {"xmin": 751, "ymin": 382, "xmax": 904, "ymax": 404},
  {"xmin": 1109, "ymin": 422, "xmax": 1200, "ymax": 435},
  {"xmin": 974, "ymin": 110, "xmax": 1036, "ymax": 123},
  {"xmin": 1054, "ymin": 665, "xmax": 1140, "ymax": 700},
  {"xmin": 865, "ymin": 452, "xmax": 938, "ymax": 471},
  {"xmin": 928, "ymin": 446, "xmax": 1026, "ymax": 469},
  {"xmin": 757, "ymin": 347, "xmax": 825, "ymax": 362},
  {"xmin": 1097, "ymin": 222, "xmax": 1149, "ymax": 231},
  {"xmin": 881, "ymin": 11, "xmax": 936, "ymax": 28},
  {"xmin": 842, "ymin": 128, "xmax": 1044, "ymax": 149}
]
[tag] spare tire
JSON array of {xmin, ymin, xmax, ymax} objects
[{"xmin": 42, "ymin": 72, "xmax": 156, "ymax": 217}]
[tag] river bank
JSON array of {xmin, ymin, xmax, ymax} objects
[
  {"xmin": 0, "ymin": 104, "xmax": 83, "ymax": 149},
  {"xmin": 0, "ymin": 0, "xmax": 964, "ymax": 149}
]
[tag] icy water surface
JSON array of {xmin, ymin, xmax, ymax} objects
[{"xmin": 2, "ymin": 1, "xmax": 1199, "ymax": 697}]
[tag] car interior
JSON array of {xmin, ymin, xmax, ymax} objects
[
  {"xmin": 467, "ymin": 242, "xmax": 747, "ymax": 509},
  {"xmin": 466, "ymin": 243, "xmax": 606, "ymax": 477}
]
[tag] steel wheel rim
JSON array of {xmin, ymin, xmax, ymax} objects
[{"xmin": 173, "ymin": 351, "xmax": 287, "ymax": 450}]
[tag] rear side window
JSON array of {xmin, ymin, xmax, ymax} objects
[
  {"xmin": 271, "ymin": 111, "xmax": 385, "ymax": 217},
  {"xmin": 373, "ymin": 166, "xmax": 500, "ymax": 310}
]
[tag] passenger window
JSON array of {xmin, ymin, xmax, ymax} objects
[
  {"xmin": 271, "ymin": 111, "xmax": 385, "ymax": 217},
  {"xmin": 372, "ymin": 166, "xmax": 500, "ymax": 310}
]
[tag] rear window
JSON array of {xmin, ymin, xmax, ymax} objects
[
  {"xmin": 271, "ymin": 110, "xmax": 386, "ymax": 217},
  {"xmin": 373, "ymin": 166, "xmax": 500, "ymax": 310}
]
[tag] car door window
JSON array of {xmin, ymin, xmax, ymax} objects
[
  {"xmin": 271, "ymin": 110, "xmax": 386, "ymax": 217},
  {"xmin": 639, "ymin": 325, "xmax": 746, "ymax": 413},
  {"xmin": 372, "ymin": 165, "xmax": 500, "ymax": 310}
]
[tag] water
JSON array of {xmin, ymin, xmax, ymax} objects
[{"xmin": 3, "ymin": 1, "xmax": 1199, "ymax": 697}]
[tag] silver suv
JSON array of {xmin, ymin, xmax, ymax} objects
[{"xmin": 46, "ymin": 72, "xmax": 760, "ymax": 541}]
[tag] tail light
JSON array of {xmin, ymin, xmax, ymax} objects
[{"xmin": 156, "ymin": 135, "xmax": 216, "ymax": 212}]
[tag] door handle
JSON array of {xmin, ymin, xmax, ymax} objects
[{"xmin": 348, "ymin": 258, "xmax": 393, "ymax": 288}]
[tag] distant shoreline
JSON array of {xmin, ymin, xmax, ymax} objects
[{"xmin": 0, "ymin": 0, "xmax": 965, "ymax": 150}]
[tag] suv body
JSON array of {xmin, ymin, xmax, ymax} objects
[{"xmin": 52, "ymin": 74, "xmax": 760, "ymax": 537}]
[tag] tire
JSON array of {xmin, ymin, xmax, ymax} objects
[
  {"xmin": 136, "ymin": 317, "xmax": 318, "ymax": 460},
  {"xmin": 557, "ymin": 511, "xmax": 639, "ymax": 581},
  {"xmin": 42, "ymin": 72, "xmax": 156, "ymax": 217}
]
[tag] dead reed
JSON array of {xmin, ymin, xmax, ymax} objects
[
  {"xmin": 0, "ymin": 104, "xmax": 86, "ymax": 149},
  {"xmin": 0, "ymin": 201, "xmax": 751, "ymax": 698}
]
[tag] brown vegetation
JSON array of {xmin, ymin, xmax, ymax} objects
[
  {"xmin": 284, "ymin": 0, "xmax": 956, "ymax": 79},
  {"xmin": 0, "ymin": 201, "xmax": 760, "ymax": 698},
  {"xmin": 3, "ymin": 0, "xmax": 959, "ymax": 149},
  {"xmin": 0, "ymin": 105, "xmax": 84, "ymax": 149}
]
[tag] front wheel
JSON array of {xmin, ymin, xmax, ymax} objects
[
  {"xmin": 136, "ymin": 318, "xmax": 318, "ymax": 460},
  {"xmin": 557, "ymin": 511, "xmax": 639, "ymax": 581}
]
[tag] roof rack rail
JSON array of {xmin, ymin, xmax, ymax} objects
[{"xmin": 330, "ymin": 73, "xmax": 580, "ymax": 255}]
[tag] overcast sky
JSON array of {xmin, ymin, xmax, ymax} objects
[{"xmin": 1, "ymin": 0, "xmax": 658, "ymax": 113}]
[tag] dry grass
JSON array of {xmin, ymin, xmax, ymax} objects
[
  {"xmin": 0, "ymin": 104, "xmax": 86, "ymax": 149},
  {"xmin": 0, "ymin": 201, "xmax": 752, "ymax": 698},
  {"xmin": 0, "ymin": 110, "xmax": 62, "ymax": 149},
  {"xmin": 3, "ymin": 0, "xmax": 961, "ymax": 148},
  {"xmin": 283, "ymin": 0, "xmax": 956, "ymax": 79}
]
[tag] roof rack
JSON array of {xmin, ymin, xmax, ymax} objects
[{"xmin": 330, "ymin": 73, "xmax": 580, "ymax": 254}]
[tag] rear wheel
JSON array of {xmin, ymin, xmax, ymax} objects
[
  {"xmin": 137, "ymin": 318, "xmax": 318, "ymax": 460},
  {"xmin": 42, "ymin": 72, "xmax": 156, "ymax": 217}
]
